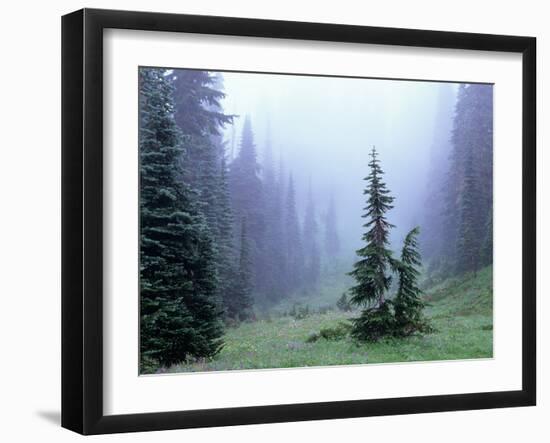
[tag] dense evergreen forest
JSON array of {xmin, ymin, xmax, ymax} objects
[
  {"xmin": 422, "ymin": 83, "xmax": 493, "ymax": 277},
  {"xmin": 139, "ymin": 68, "xmax": 493, "ymax": 372}
]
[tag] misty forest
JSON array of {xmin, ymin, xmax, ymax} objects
[{"xmin": 139, "ymin": 68, "xmax": 493, "ymax": 374}]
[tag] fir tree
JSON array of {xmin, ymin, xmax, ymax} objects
[
  {"xmin": 191, "ymin": 137, "xmax": 222, "ymax": 238},
  {"xmin": 261, "ymin": 128, "xmax": 286, "ymax": 301},
  {"xmin": 303, "ymin": 183, "xmax": 321, "ymax": 291},
  {"xmin": 421, "ymin": 84, "xmax": 456, "ymax": 263},
  {"xmin": 171, "ymin": 69, "xmax": 236, "ymax": 308},
  {"xmin": 172, "ymin": 69, "xmax": 232, "ymax": 138},
  {"xmin": 439, "ymin": 83, "xmax": 493, "ymax": 276},
  {"xmin": 394, "ymin": 227, "xmax": 429, "ymax": 335},
  {"xmin": 217, "ymin": 156, "xmax": 237, "ymax": 317},
  {"xmin": 226, "ymin": 219, "xmax": 254, "ymax": 321},
  {"xmin": 349, "ymin": 146, "xmax": 395, "ymax": 308},
  {"xmin": 171, "ymin": 69, "xmax": 234, "ymax": 247},
  {"xmin": 229, "ymin": 116, "xmax": 265, "ymax": 297},
  {"xmin": 139, "ymin": 68, "xmax": 223, "ymax": 369},
  {"xmin": 456, "ymin": 153, "xmax": 483, "ymax": 274}
]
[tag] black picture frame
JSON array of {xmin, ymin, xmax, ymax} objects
[{"xmin": 61, "ymin": 8, "xmax": 536, "ymax": 435}]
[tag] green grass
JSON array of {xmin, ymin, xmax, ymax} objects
[{"xmin": 164, "ymin": 266, "xmax": 493, "ymax": 373}]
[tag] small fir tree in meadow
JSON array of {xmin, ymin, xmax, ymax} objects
[
  {"xmin": 393, "ymin": 227, "xmax": 430, "ymax": 335},
  {"xmin": 349, "ymin": 146, "xmax": 395, "ymax": 308},
  {"xmin": 348, "ymin": 146, "xmax": 396, "ymax": 342}
]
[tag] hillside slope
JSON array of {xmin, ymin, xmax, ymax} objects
[{"xmin": 165, "ymin": 266, "xmax": 493, "ymax": 373}]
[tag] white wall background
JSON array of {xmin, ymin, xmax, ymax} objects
[{"xmin": 0, "ymin": 0, "xmax": 545, "ymax": 441}]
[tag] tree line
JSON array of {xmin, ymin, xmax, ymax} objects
[
  {"xmin": 422, "ymin": 83, "xmax": 493, "ymax": 277},
  {"xmin": 139, "ymin": 68, "xmax": 341, "ymax": 369}
]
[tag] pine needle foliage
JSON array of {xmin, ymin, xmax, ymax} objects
[
  {"xmin": 393, "ymin": 227, "xmax": 431, "ymax": 336},
  {"xmin": 225, "ymin": 219, "xmax": 255, "ymax": 321},
  {"xmin": 349, "ymin": 302, "xmax": 395, "ymax": 343},
  {"xmin": 139, "ymin": 68, "xmax": 224, "ymax": 369},
  {"xmin": 349, "ymin": 146, "xmax": 395, "ymax": 308}
]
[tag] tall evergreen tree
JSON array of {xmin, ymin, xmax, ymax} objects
[
  {"xmin": 172, "ymin": 69, "xmax": 232, "ymax": 139},
  {"xmin": 171, "ymin": 69, "xmax": 238, "ymax": 314},
  {"xmin": 456, "ymin": 153, "xmax": 483, "ymax": 274},
  {"xmin": 284, "ymin": 173, "xmax": 304, "ymax": 293},
  {"xmin": 191, "ymin": 137, "xmax": 222, "ymax": 239},
  {"xmin": 171, "ymin": 70, "xmax": 233, "ymax": 226},
  {"xmin": 421, "ymin": 84, "xmax": 456, "ymax": 263},
  {"xmin": 440, "ymin": 84, "xmax": 493, "ymax": 275},
  {"xmin": 349, "ymin": 146, "xmax": 395, "ymax": 308},
  {"xmin": 226, "ymin": 219, "xmax": 254, "ymax": 321},
  {"xmin": 436, "ymin": 84, "xmax": 493, "ymax": 273},
  {"xmin": 229, "ymin": 116, "xmax": 265, "ymax": 297},
  {"xmin": 261, "ymin": 128, "xmax": 286, "ymax": 301},
  {"xmin": 303, "ymin": 183, "xmax": 321, "ymax": 291},
  {"xmin": 217, "ymin": 156, "xmax": 237, "ymax": 316},
  {"xmin": 172, "ymin": 69, "xmax": 231, "ymax": 193},
  {"xmin": 394, "ymin": 227, "xmax": 429, "ymax": 334},
  {"xmin": 139, "ymin": 68, "xmax": 223, "ymax": 369}
]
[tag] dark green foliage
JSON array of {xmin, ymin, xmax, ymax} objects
[
  {"xmin": 217, "ymin": 156, "xmax": 239, "ymax": 316},
  {"xmin": 348, "ymin": 150, "xmax": 431, "ymax": 343},
  {"xmin": 350, "ymin": 226, "xmax": 432, "ymax": 343},
  {"xmin": 139, "ymin": 68, "xmax": 223, "ymax": 368},
  {"xmin": 350, "ymin": 303, "xmax": 396, "ymax": 343},
  {"xmin": 172, "ymin": 69, "xmax": 232, "ymax": 138},
  {"xmin": 225, "ymin": 220, "xmax": 255, "ymax": 321},
  {"xmin": 348, "ymin": 146, "xmax": 396, "ymax": 341},
  {"xmin": 172, "ymin": 69, "xmax": 232, "ymax": 215},
  {"xmin": 349, "ymin": 146, "xmax": 395, "ymax": 308},
  {"xmin": 306, "ymin": 322, "xmax": 351, "ymax": 343},
  {"xmin": 171, "ymin": 69, "xmax": 238, "ymax": 316},
  {"xmin": 394, "ymin": 227, "xmax": 431, "ymax": 336},
  {"xmin": 336, "ymin": 292, "xmax": 352, "ymax": 312}
]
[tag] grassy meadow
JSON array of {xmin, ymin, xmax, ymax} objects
[{"xmin": 159, "ymin": 266, "xmax": 493, "ymax": 374}]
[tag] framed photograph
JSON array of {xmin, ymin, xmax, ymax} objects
[{"xmin": 61, "ymin": 8, "xmax": 536, "ymax": 435}]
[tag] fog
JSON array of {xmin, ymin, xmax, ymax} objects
[{"xmin": 219, "ymin": 72, "xmax": 458, "ymax": 259}]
